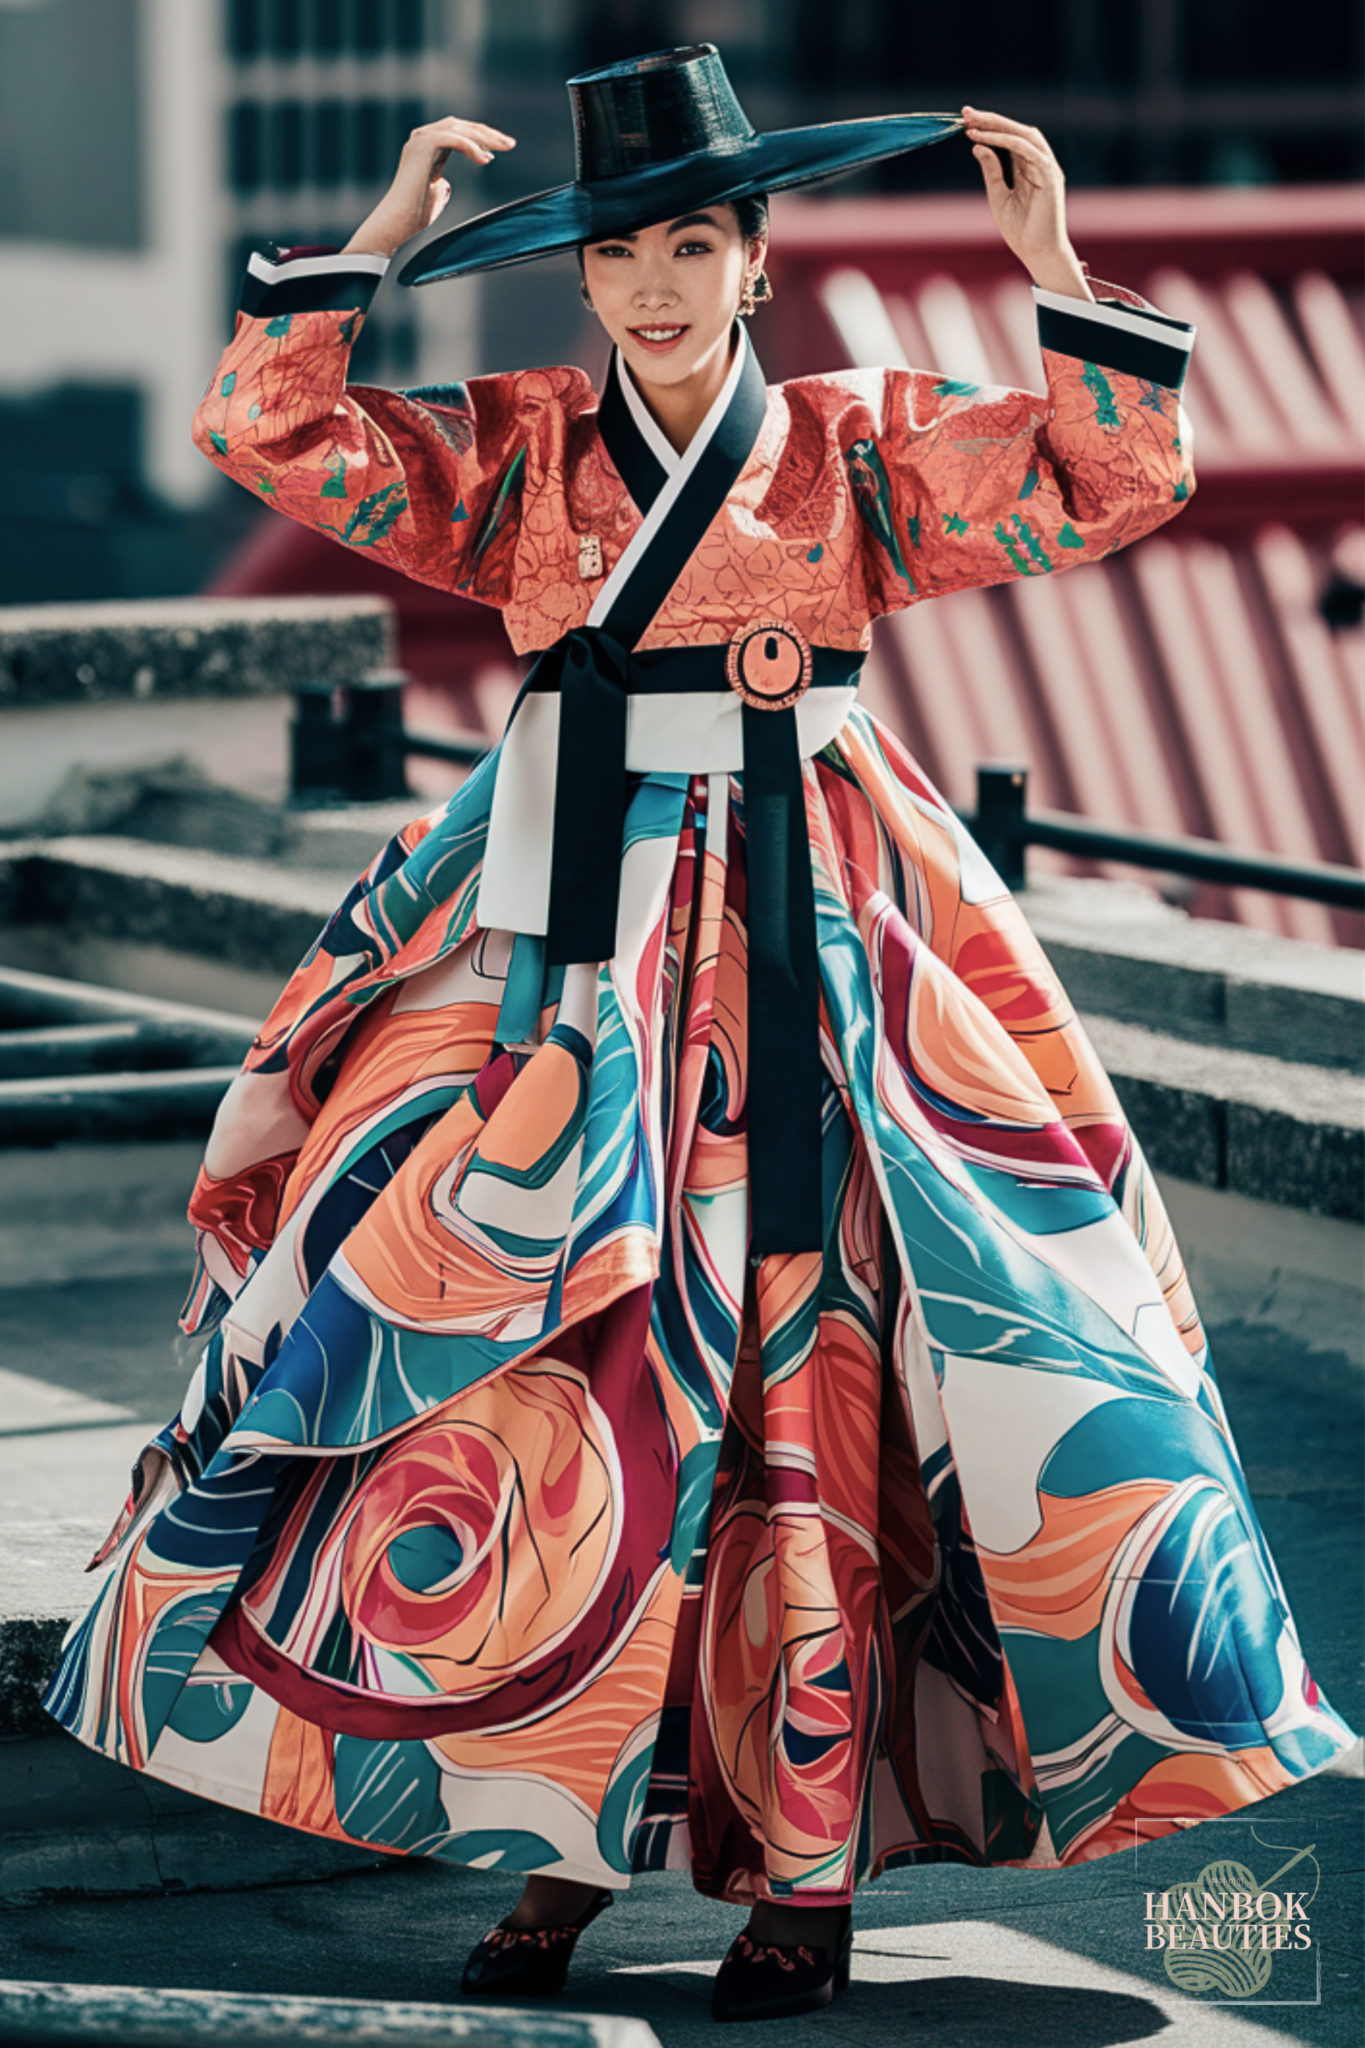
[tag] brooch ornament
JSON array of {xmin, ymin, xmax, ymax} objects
[
  {"xmin": 578, "ymin": 533, "xmax": 604, "ymax": 580},
  {"xmin": 726, "ymin": 620, "xmax": 812, "ymax": 711}
]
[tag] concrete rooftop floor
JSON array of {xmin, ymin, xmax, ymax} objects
[{"xmin": 1, "ymin": 1158, "xmax": 1361, "ymax": 2048}]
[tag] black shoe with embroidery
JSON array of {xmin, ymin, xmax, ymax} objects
[
  {"xmin": 711, "ymin": 1909, "xmax": 853, "ymax": 2022},
  {"xmin": 459, "ymin": 1887, "xmax": 613, "ymax": 1998}
]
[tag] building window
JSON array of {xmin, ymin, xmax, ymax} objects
[
  {"xmin": 393, "ymin": 0, "xmax": 425, "ymax": 54},
  {"xmin": 353, "ymin": 0, "xmax": 385, "ymax": 55},
  {"xmin": 392, "ymin": 97, "xmax": 424, "ymax": 156},
  {"xmin": 273, "ymin": 101, "xmax": 305, "ymax": 189},
  {"xmin": 354, "ymin": 98, "xmax": 387, "ymax": 181},
  {"xmin": 313, "ymin": 99, "xmax": 346, "ymax": 185},
  {"xmin": 310, "ymin": 0, "xmax": 345, "ymax": 56},
  {"xmin": 229, "ymin": 102, "xmax": 264, "ymax": 193},
  {"xmin": 349, "ymin": 313, "xmax": 385, "ymax": 382},
  {"xmin": 388, "ymin": 318, "xmax": 418, "ymax": 379},
  {"xmin": 226, "ymin": 0, "xmax": 262, "ymax": 63},
  {"xmin": 269, "ymin": 0, "xmax": 304, "ymax": 59}
]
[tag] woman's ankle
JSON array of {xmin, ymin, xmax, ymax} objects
[
  {"xmin": 745, "ymin": 1898, "xmax": 849, "ymax": 1948},
  {"xmin": 505, "ymin": 1875, "xmax": 603, "ymax": 1931}
]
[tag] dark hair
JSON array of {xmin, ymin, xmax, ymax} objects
[
  {"xmin": 732, "ymin": 193, "xmax": 770, "ymax": 242},
  {"xmin": 577, "ymin": 193, "xmax": 769, "ymax": 272}
]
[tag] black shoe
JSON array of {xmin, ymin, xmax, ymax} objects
[
  {"xmin": 460, "ymin": 1887, "xmax": 613, "ymax": 1998},
  {"xmin": 711, "ymin": 1909, "xmax": 853, "ymax": 2022}
]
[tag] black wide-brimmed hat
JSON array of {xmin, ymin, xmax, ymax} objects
[{"xmin": 400, "ymin": 44, "xmax": 962, "ymax": 285}]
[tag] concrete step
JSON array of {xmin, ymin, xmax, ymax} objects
[
  {"xmin": 0, "ymin": 1139, "xmax": 203, "ymax": 1289},
  {"xmin": 1, "ymin": 838, "xmax": 1358, "ymax": 1215},
  {"xmin": 0, "ymin": 1068, "xmax": 242, "ymax": 1145},
  {"xmin": 1, "ymin": 1735, "xmax": 388, "ymax": 1905},
  {"xmin": 0, "ymin": 963, "xmax": 259, "ymax": 1044},
  {"xmin": 0, "ymin": 595, "xmax": 394, "ymax": 711},
  {"xmin": 0, "ymin": 835, "xmax": 347, "ymax": 980},
  {"xmin": 0, "ymin": 1980, "xmax": 658, "ymax": 2048},
  {"xmin": 6, "ymin": 772, "xmax": 1361, "ymax": 1069},
  {"xmin": 32, "ymin": 753, "xmax": 436, "ymax": 877},
  {"xmin": 1020, "ymin": 875, "xmax": 1362, "ymax": 1071},
  {"xmin": 1082, "ymin": 1011, "xmax": 1363, "ymax": 1221},
  {"xmin": 0, "ymin": 967, "xmax": 258, "ymax": 1137}
]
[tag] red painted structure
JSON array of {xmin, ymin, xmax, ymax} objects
[{"xmin": 209, "ymin": 185, "xmax": 1364, "ymax": 943}]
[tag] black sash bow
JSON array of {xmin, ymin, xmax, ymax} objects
[{"xmin": 518, "ymin": 335, "xmax": 833, "ymax": 1258}]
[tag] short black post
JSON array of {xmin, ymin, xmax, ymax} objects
[
  {"xmin": 347, "ymin": 669, "xmax": 411, "ymax": 801},
  {"xmin": 291, "ymin": 682, "xmax": 350, "ymax": 799},
  {"xmin": 974, "ymin": 762, "xmax": 1029, "ymax": 890}
]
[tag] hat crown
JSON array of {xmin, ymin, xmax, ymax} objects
[{"xmin": 568, "ymin": 44, "xmax": 755, "ymax": 185}]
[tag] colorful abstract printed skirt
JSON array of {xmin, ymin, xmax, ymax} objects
[{"xmin": 45, "ymin": 705, "xmax": 1355, "ymax": 1900}]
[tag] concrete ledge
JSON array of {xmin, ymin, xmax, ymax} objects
[
  {"xmin": 1, "ymin": 1733, "xmax": 387, "ymax": 1905},
  {"xmin": 1085, "ymin": 1013, "xmax": 1363, "ymax": 1220},
  {"xmin": 1, "ymin": 849, "xmax": 1359, "ymax": 1203},
  {"xmin": 0, "ymin": 1139, "xmax": 202, "ymax": 1289},
  {"xmin": 0, "ymin": 1981, "xmax": 660, "ymax": 2047},
  {"xmin": 0, "ymin": 1069, "xmax": 240, "ymax": 1146},
  {"xmin": 32, "ymin": 757, "xmax": 430, "ymax": 874},
  {"xmin": 1022, "ymin": 876, "xmax": 1362, "ymax": 1071},
  {"xmin": 0, "ymin": 598, "xmax": 396, "ymax": 708},
  {"xmin": 0, "ymin": 837, "xmax": 342, "ymax": 978},
  {"xmin": 0, "ymin": 964, "xmax": 258, "ymax": 1045},
  {"xmin": 6, "ymin": 847, "xmax": 1358, "ymax": 1070}
]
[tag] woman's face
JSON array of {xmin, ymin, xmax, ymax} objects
[{"xmin": 582, "ymin": 205, "xmax": 764, "ymax": 390}]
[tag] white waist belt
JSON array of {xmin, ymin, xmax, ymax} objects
[{"xmin": 476, "ymin": 684, "xmax": 858, "ymax": 938}]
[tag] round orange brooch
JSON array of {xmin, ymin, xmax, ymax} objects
[{"xmin": 725, "ymin": 621, "xmax": 813, "ymax": 712}]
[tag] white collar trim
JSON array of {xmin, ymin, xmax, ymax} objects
[{"xmin": 591, "ymin": 329, "xmax": 755, "ymax": 629}]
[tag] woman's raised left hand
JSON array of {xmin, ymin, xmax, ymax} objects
[{"xmin": 962, "ymin": 108, "xmax": 1094, "ymax": 303}]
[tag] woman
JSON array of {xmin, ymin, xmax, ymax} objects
[{"xmin": 46, "ymin": 46, "xmax": 1353, "ymax": 2026}]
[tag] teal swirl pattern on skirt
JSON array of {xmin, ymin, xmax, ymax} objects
[{"xmin": 44, "ymin": 705, "xmax": 1356, "ymax": 1899}]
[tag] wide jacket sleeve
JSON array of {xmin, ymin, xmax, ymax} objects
[
  {"xmin": 848, "ymin": 280, "xmax": 1196, "ymax": 614},
  {"xmin": 191, "ymin": 248, "xmax": 590, "ymax": 609}
]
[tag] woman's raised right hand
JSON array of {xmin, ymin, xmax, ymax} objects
[{"xmin": 343, "ymin": 117, "xmax": 516, "ymax": 260}]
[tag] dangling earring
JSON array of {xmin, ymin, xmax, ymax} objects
[
  {"xmin": 738, "ymin": 269, "xmax": 773, "ymax": 318},
  {"xmin": 580, "ymin": 280, "xmax": 594, "ymax": 310}
]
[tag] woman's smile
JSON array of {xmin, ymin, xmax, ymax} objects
[{"xmin": 626, "ymin": 320, "xmax": 692, "ymax": 355}]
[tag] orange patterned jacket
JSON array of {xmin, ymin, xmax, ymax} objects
[{"xmin": 193, "ymin": 252, "xmax": 1195, "ymax": 656}]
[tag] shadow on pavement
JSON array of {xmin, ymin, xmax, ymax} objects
[{"xmin": 569, "ymin": 1967, "xmax": 1170, "ymax": 2046}]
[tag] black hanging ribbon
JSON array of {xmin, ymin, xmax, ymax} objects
[
  {"xmin": 741, "ymin": 701, "xmax": 825, "ymax": 1256},
  {"xmin": 544, "ymin": 627, "xmax": 631, "ymax": 967},
  {"xmin": 529, "ymin": 334, "xmax": 829, "ymax": 1256}
]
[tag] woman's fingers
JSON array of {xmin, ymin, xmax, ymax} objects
[
  {"xmin": 962, "ymin": 106, "xmax": 1047, "ymax": 144},
  {"xmin": 421, "ymin": 117, "xmax": 516, "ymax": 150},
  {"xmin": 447, "ymin": 136, "xmax": 500, "ymax": 165},
  {"xmin": 963, "ymin": 104, "xmax": 1076, "ymax": 281},
  {"xmin": 966, "ymin": 130, "xmax": 1046, "ymax": 154},
  {"xmin": 963, "ymin": 112, "xmax": 1056, "ymax": 164},
  {"xmin": 350, "ymin": 114, "xmax": 514, "ymax": 255},
  {"xmin": 964, "ymin": 126, "xmax": 1051, "ymax": 164},
  {"xmin": 400, "ymin": 117, "xmax": 516, "ymax": 171},
  {"xmin": 973, "ymin": 148, "xmax": 1013, "ymax": 206},
  {"xmin": 423, "ymin": 176, "xmax": 453, "ymax": 227}
]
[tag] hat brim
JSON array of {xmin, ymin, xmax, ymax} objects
[{"xmin": 398, "ymin": 112, "xmax": 964, "ymax": 285}]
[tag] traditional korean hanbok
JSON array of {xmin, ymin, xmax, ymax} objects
[{"xmin": 46, "ymin": 46, "xmax": 1354, "ymax": 1909}]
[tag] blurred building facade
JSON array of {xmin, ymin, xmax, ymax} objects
[
  {"xmin": 0, "ymin": 0, "xmax": 484, "ymax": 598},
  {"xmin": 485, "ymin": 0, "xmax": 1363, "ymax": 189},
  {"xmin": 0, "ymin": 0, "xmax": 1361, "ymax": 603}
]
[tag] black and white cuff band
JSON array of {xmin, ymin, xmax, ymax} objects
[
  {"xmin": 241, "ymin": 249, "xmax": 390, "ymax": 320},
  {"xmin": 1033, "ymin": 286, "xmax": 1194, "ymax": 390}
]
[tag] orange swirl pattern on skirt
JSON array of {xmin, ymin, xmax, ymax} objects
[{"xmin": 45, "ymin": 704, "xmax": 1355, "ymax": 1901}]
